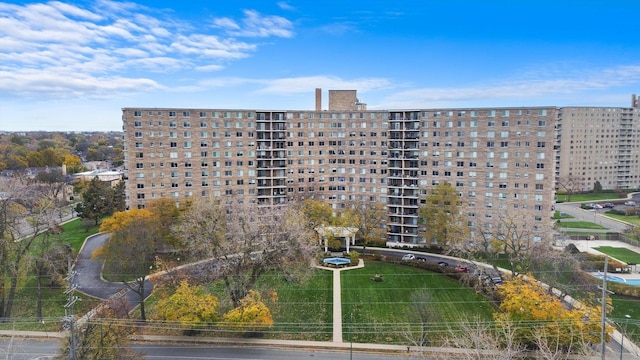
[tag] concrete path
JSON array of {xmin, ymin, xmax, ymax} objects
[{"xmin": 315, "ymin": 259, "xmax": 365, "ymax": 343}]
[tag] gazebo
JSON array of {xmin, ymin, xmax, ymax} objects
[{"xmin": 315, "ymin": 225, "xmax": 358, "ymax": 253}]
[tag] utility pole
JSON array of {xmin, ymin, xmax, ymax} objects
[
  {"xmin": 63, "ymin": 256, "xmax": 80, "ymax": 360},
  {"xmin": 600, "ymin": 257, "xmax": 608, "ymax": 360}
]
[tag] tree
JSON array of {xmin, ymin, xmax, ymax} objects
[
  {"xmin": 111, "ymin": 179, "xmax": 126, "ymax": 213},
  {"xmin": 495, "ymin": 275, "xmax": 607, "ymax": 353},
  {"xmin": 593, "ymin": 180, "xmax": 603, "ymax": 193},
  {"xmin": 146, "ymin": 198, "xmax": 183, "ymax": 251},
  {"xmin": 222, "ymin": 290, "xmax": 274, "ymax": 333},
  {"xmin": 418, "ymin": 182, "xmax": 469, "ymax": 250},
  {"xmin": 152, "ymin": 280, "xmax": 220, "ymax": 330},
  {"xmin": 479, "ymin": 212, "xmax": 542, "ymax": 275},
  {"xmin": 437, "ymin": 316, "xmax": 526, "ymax": 360},
  {"xmin": 96, "ymin": 209, "xmax": 160, "ymax": 321},
  {"xmin": 556, "ymin": 175, "xmax": 584, "ymax": 202},
  {"xmin": 0, "ymin": 177, "xmax": 58, "ymax": 320},
  {"xmin": 58, "ymin": 298, "xmax": 143, "ymax": 360},
  {"xmin": 301, "ymin": 199, "xmax": 334, "ymax": 228},
  {"xmin": 33, "ymin": 225, "xmax": 70, "ymax": 321},
  {"xmin": 343, "ymin": 200, "xmax": 387, "ymax": 253},
  {"xmin": 404, "ymin": 289, "xmax": 439, "ymax": 347},
  {"xmin": 74, "ymin": 177, "xmax": 113, "ymax": 225},
  {"xmin": 173, "ymin": 199, "xmax": 316, "ymax": 307},
  {"xmin": 63, "ymin": 153, "xmax": 84, "ymax": 174}
]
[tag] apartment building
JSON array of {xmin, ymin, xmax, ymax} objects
[
  {"xmin": 123, "ymin": 90, "xmax": 577, "ymax": 245},
  {"xmin": 555, "ymin": 94, "xmax": 640, "ymax": 191}
]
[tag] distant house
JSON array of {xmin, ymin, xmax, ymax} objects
[{"xmin": 73, "ymin": 169, "xmax": 124, "ymax": 187}]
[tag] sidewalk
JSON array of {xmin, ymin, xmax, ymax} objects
[
  {"xmin": 314, "ymin": 258, "xmax": 365, "ymax": 343},
  {"xmin": 563, "ymin": 239, "xmax": 640, "ymax": 278}
]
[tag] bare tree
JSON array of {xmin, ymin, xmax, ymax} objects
[
  {"xmin": 529, "ymin": 323, "xmax": 593, "ymax": 360},
  {"xmin": 435, "ymin": 317, "xmax": 526, "ymax": 360},
  {"xmin": 0, "ymin": 176, "xmax": 58, "ymax": 320},
  {"xmin": 403, "ymin": 289, "xmax": 439, "ymax": 347},
  {"xmin": 556, "ymin": 175, "xmax": 584, "ymax": 202},
  {"xmin": 58, "ymin": 298, "xmax": 143, "ymax": 360},
  {"xmin": 173, "ymin": 198, "xmax": 317, "ymax": 307},
  {"xmin": 33, "ymin": 225, "xmax": 71, "ymax": 321},
  {"xmin": 479, "ymin": 212, "xmax": 544, "ymax": 275}
]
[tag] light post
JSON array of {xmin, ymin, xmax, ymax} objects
[
  {"xmin": 350, "ymin": 312, "xmax": 353, "ymax": 360},
  {"xmin": 620, "ymin": 314, "xmax": 631, "ymax": 360}
]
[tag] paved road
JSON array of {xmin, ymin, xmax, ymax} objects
[
  {"xmin": 0, "ymin": 338, "xmax": 413, "ymax": 360},
  {"xmin": 554, "ymin": 203, "xmax": 634, "ymax": 233},
  {"xmin": 73, "ymin": 233, "xmax": 154, "ymax": 312}
]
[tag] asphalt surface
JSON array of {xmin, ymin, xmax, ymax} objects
[
  {"xmin": 554, "ymin": 192, "xmax": 640, "ymax": 234},
  {"xmin": 72, "ymin": 233, "xmax": 154, "ymax": 312},
  {"xmin": 0, "ymin": 338, "xmax": 415, "ymax": 360}
]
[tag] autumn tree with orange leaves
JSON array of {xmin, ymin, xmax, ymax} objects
[
  {"xmin": 222, "ymin": 290, "xmax": 275, "ymax": 333},
  {"xmin": 494, "ymin": 275, "xmax": 608, "ymax": 355},
  {"xmin": 152, "ymin": 280, "xmax": 220, "ymax": 332}
]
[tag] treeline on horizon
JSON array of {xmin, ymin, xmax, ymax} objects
[{"xmin": 0, "ymin": 131, "xmax": 124, "ymax": 171}]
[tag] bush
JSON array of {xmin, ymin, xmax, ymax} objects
[
  {"xmin": 607, "ymin": 209, "xmax": 627, "ymax": 215},
  {"xmin": 348, "ymin": 251, "xmax": 360, "ymax": 264},
  {"xmin": 564, "ymin": 243, "xmax": 580, "ymax": 254}
]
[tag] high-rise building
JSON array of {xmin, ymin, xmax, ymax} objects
[
  {"xmin": 555, "ymin": 94, "xmax": 640, "ymax": 192},
  {"xmin": 122, "ymin": 90, "xmax": 637, "ymax": 245}
]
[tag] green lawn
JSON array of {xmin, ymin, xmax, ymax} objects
[
  {"xmin": 555, "ymin": 221, "xmax": 607, "ymax": 229},
  {"xmin": 553, "ymin": 211, "xmax": 574, "ymax": 219},
  {"xmin": 593, "ymin": 246, "xmax": 640, "ymax": 264},
  {"xmin": 341, "ymin": 262, "xmax": 495, "ymax": 344},
  {"xmin": 143, "ymin": 262, "xmax": 496, "ymax": 344},
  {"xmin": 604, "ymin": 213, "xmax": 640, "ymax": 226},
  {"xmin": 556, "ymin": 193, "xmax": 625, "ymax": 202},
  {"xmin": 259, "ymin": 270, "xmax": 334, "ymax": 341},
  {"xmin": 611, "ymin": 295, "xmax": 640, "ymax": 344}
]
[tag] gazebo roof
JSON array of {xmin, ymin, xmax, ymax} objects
[{"xmin": 315, "ymin": 225, "xmax": 358, "ymax": 238}]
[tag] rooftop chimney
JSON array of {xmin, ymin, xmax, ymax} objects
[{"xmin": 315, "ymin": 88, "xmax": 322, "ymax": 111}]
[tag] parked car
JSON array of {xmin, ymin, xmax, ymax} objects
[
  {"xmin": 416, "ymin": 256, "xmax": 427, "ymax": 262},
  {"xmin": 602, "ymin": 202, "xmax": 615, "ymax": 208},
  {"xmin": 438, "ymin": 261, "xmax": 449, "ymax": 267},
  {"xmin": 592, "ymin": 203, "xmax": 603, "ymax": 209},
  {"xmin": 625, "ymin": 201, "xmax": 638, "ymax": 207},
  {"xmin": 455, "ymin": 265, "xmax": 469, "ymax": 273},
  {"xmin": 402, "ymin": 254, "xmax": 416, "ymax": 261}
]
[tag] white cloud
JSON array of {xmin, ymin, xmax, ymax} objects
[
  {"xmin": 0, "ymin": 1, "xmax": 294, "ymax": 100},
  {"xmin": 379, "ymin": 64, "xmax": 640, "ymax": 108},
  {"xmin": 196, "ymin": 64, "xmax": 225, "ymax": 72},
  {"xmin": 213, "ymin": 9, "xmax": 294, "ymax": 38},
  {"xmin": 277, "ymin": 2, "xmax": 296, "ymax": 11},
  {"xmin": 212, "ymin": 17, "xmax": 240, "ymax": 30},
  {"xmin": 257, "ymin": 75, "xmax": 393, "ymax": 94}
]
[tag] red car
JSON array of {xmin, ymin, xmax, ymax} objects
[{"xmin": 455, "ymin": 265, "xmax": 469, "ymax": 273}]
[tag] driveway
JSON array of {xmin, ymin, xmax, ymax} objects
[{"xmin": 73, "ymin": 233, "xmax": 154, "ymax": 311}]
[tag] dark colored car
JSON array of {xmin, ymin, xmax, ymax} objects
[{"xmin": 602, "ymin": 203, "xmax": 615, "ymax": 208}]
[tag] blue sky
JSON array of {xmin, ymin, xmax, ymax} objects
[{"xmin": 1, "ymin": 0, "xmax": 639, "ymax": 131}]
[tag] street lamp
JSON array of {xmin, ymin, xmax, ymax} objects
[{"xmin": 620, "ymin": 314, "xmax": 631, "ymax": 360}]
